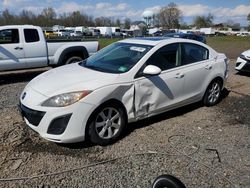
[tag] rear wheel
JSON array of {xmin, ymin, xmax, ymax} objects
[
  {"xmin": 65, "ymin": 56, "xmax": 83, "ymax": 65},
  {"xmin": 88, "ymin": 103, "xmax": 126, "ymax": 145},
  {"xmin": 203, "ymin": 79, "xmax": 222, "ymax": 106}
]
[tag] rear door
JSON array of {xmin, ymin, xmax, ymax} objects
[
  {"xmin": 0, "ymin": 28, "xmax": 26, "ymax": 70},
  {"xmin": 23, "ymin": 28, "xmax": 48, "ymax": 68},
  {"xmin": 179, "ymin": 42, "xmax": 211, "ymax": 101}
]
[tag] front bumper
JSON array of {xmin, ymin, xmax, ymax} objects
[
  {"xmin": 19, "ymin": 86, "xmax": 96, "ymax": 143},
  {"xmin": 236, "ymin": 57, "xmax": 250, "ymax": 72}
]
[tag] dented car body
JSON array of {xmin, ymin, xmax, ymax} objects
[{"xmin": 20, "ymin": 37, "xmax": 228, "ymax": 145}]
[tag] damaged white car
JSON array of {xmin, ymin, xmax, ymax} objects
[{"xmin": 20, "ymin": 38, "xmax": 229, "ymax": 145}]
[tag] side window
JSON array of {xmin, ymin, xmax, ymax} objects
[
  {"xmin": 181, "ymin": 43, "xmax": 209, "ymax": 65},
  {"xmin": 24, "ymin": 29, "xmax": 40, "ymax": 43},
  {"xmin": 146, "ymin": 43, "xmax": 180, "ymax": 71},
  {"xmin": 0, "ymin": 29, "xmax": 19, "ymax": 44}
]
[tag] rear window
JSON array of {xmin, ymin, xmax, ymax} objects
[
  {"xmin": 0, "ymin": 29, "xmax": 19, "ymax": 44},
  {"xmin": 24, "ymin": 29, "xmax": 40, "ymax": 43},
  {"xmin": 181, "ymin": 43, "xmax": 209, "ymax": 64}
]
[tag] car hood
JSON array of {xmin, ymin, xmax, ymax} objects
[{"xmin": 28, "ymin": 63, "xmax": 120, "ymax": 97}]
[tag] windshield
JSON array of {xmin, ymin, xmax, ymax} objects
[{"xmin": 81, "ymin": 42, "xmax": 152, "ymax": 73}]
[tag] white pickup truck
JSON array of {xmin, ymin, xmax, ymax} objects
[{"xmin": 0, "ymin": 25, "xmax": 99, "ymax": 71}]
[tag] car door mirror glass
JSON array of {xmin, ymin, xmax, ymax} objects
[{"xmin": 143, "ymin": 65, "xmax": 161, "ymax": 75}]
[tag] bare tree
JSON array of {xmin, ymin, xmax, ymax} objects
[
  {"xmin": 247, "ymin": 13, "xmax": 250, "ymax": 31},
  {"xmin": 41, "ymin": 7, "xmax": 57, "ymax": 26},
  {"xmin": 0, "ymin": 9, "xmax": 16, "ymax": 25},
  {"xmin": 19, "ymin": 10, "xmax": 36, "ymax": 25},
  {"xmin": 158, "ymin": 3, "xmax": 182, "ymax": 29},
  {"xmin": 0, "ymin": 7, "xmax": 127, "ymax": 28}
]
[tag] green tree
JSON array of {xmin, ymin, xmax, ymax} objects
[
  {"xmin": 115, "ymin": 19, "xmax": 121, "ymax": 27},
  {"xmin": 193, "ymin": 13, "xmax": 213, "ymax": 28},
  {"xmin": 124, "ymin": 18, "xmax": 131, "ymax": 29},
  {"xmin": 158, "ymin": 2, "xmax": 182, "ymax": 29}
]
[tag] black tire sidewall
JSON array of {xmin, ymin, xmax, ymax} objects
[
  {"xmin": 88, "ymin": 103, "xmax": 126, "ymax": 146},
  {"xmin": 65, "ymin": 56, "xmax": 83, "ymax": 65},
  {"xmin": 203, "ymin": 80, "xmax": 222, "ymax": 107},
  {"xmin": 152, "ymin": 175, "xmax": 186, "ymax": 188}
]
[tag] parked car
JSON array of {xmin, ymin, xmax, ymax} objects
[
  {"xmin": 236, "ymin": 33, "xmax": 249, "ymax": 37},
  {"xmin": 20, "ymin": 37, "xmax": 228, "ymax": 145},
  {"xmin": 236, "ymin": 49, "xmax": 250, "ymax": 72},
  {"xmin": 43, "ymin": 30, "xmax": 57, "ymax": 38},
  {"xmin": 164, "ymin": 33, "xmax": 206, "ymax": 43},
  {"xmin": 0, "ymin": 25, "xmax": 99, "ymax": 71},
  {"xmin": 69, "ymin": 30, "xmax": 83, "ymax": 37}
]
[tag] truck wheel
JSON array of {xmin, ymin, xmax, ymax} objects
[{"xmin": 65, "ymin": 56, "xmax": 83, "ymax": 65}]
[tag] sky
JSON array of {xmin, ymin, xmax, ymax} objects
[{"xmin": 1, "ymin": 0, "xmax": 250, "ymax": 26}]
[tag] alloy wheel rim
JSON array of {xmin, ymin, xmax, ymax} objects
[
  {"xmin": 95, "ymin": 107, "xmax": 121, "ymax": 139},
  {"xmin": 208, "ymin": 82, "xmax": 220, "ymax": 103}
]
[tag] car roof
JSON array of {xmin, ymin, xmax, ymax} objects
[
  {"xmin": 119, "ymin": 37, "xmax": 176, "ymax": 46},
  {"xmin": 118, "ymin": 37, "xmax": 202, "ymax": 46},
  {"xmin": 0, "ymin": 25, "xmax": 39, "ymax": 30}
]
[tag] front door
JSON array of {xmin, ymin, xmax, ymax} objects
[{"xmin": 134, "ymin": 43, "xmax": 185, "ymax": 118}]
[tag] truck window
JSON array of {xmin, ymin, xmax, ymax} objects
[
  {"xmin": 0, "ymin": 29, "xmax": 19, "ymax": 44},
  {"xmin": 24, "ymin": 29, "xmax": 40, "ymax": 43}
]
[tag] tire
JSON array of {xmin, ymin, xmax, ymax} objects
[
  {"xmin": 88, "ymin": 103, "xmax": 126, "ymax": 146},
  {"xmin": 203, "ymin": 79, "xmax": 222, "ymax": 107},
  {"xmin": 152, "ymin": 175, "xmax": 186, "ymax": 188},
  {"xmin": 65, "ymin": 56, "xmax": 83, "ymax": 65}
]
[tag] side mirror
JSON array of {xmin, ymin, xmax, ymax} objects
[{"xmin": 143, "ymin": 65, "xmax": 161, "ymax": 75}]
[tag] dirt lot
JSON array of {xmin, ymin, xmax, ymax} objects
[{"xmin": 0, "ymin": 61, "xmax": 249, "ymax": 188}]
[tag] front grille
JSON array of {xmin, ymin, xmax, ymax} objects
[{"xmin": 20, "ymin": 103, "xmax": 45, "ymax": 126}]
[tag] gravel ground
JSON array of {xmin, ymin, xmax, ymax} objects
[{"xmin": 0, "ymin": 62, "xmax": 249, "ymax": 188}]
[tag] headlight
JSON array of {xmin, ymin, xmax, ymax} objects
[
  {"xmin": 41, "ymin": 91, "xmax": 92, "ymax": 107},
  {"xmin": 239, "ymin": 54, "xmax": 247, "ymax": 61}
]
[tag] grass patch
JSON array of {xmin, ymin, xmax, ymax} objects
[
  {"xmin": 98, "ymin": 38, "xmax": 121, "ymax": 49},
  {"xmin": 98, "ymin": 36, "xmax": 250, "ymax": 59},
  {"xmin": 207, "ymin": 36, "xmax": 250, "ymax": 59}
]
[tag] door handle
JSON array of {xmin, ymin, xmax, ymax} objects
[
  {"xmin": 175, "ymin": 73, "xmax": 184, "ymax": 79},
  {"xmin": 205, "ymin": 65, "xmax": 212, "ymax": 70},
  {"xmin": 14, "ymin": 47, "xmax": 23, "ymax": 50}
]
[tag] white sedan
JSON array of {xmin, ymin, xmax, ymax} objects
[
  {"xmin": 236, "ymin": 49, "xmax": 250, "ymax": 72},
  {"xmin": 20, "ymin": 37, "xmax": 229, "ymax": 145}
]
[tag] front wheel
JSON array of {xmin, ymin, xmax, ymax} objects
[
  {"xmin": 203, "ymin": 79, "xmax": 222, "ymax": 106},
  {"xmin": 88, "ymin": 103, "xmax": 126, "ymax": 146}
]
